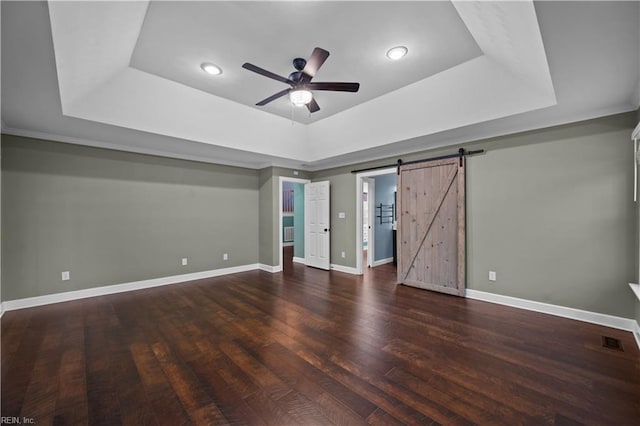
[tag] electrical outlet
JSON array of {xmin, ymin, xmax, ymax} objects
[
  {"xmin": 223, "ymin": 253, "xmax": 229, "ymax": 261},
  {"xmin": 338, "ymin": 212, "xmax": 346, "ymax": 219},
  {"xmin": 62, "ymin": 271, "xmax": 70, "ymax": 281},
  {"xmin": 489, "ymin": 271, "xmax": 497, "ymax": 281},
  {"xmin": 182, "ymin": 258, "xmax": 188, "ymax": 266},
  {"xmin": 341, "ymin": 251, "xmax": 346, "ymax": 258}
]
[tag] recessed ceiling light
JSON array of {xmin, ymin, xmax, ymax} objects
[
  {"xmin": 201, "ymin": 63, "xmax": 222, "ymax": 75},
  {"xmin": 386, "ymin": 46, "xmax": 408, "ymax": 61}
]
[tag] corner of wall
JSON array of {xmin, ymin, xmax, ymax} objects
[{"xmin": 1, "ymin": 134, "xmax": 3, "ymax": 311}]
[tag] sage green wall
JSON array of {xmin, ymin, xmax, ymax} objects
[
  {"xmin": 2, "ymin": 135, "xmax": 259, "ymax": 300},
  {"xmin": 258, "ymin": 166, "xmax": 311, "ymax": 266},
  {"xmin": 637, "ymin": 107, "xmax": 640, "ymax": 327},
  {"xmin": 258, "ymin": 167, "xmax": 273, "ymax": 265},
  {"xmin": 0, "ymin": 136, "xmax": 2, "ymax": 307},
  {"xmin": 314, "ymin": 112, "xmax": 637, "ymax": 318}
]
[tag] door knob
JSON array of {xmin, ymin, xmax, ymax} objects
[{"xmin": 324, "ymin": 228, "xmax": 329, "ymax": 232}]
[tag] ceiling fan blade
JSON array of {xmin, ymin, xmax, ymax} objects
[
  {"xmin": 308, "ymin": 82, "xmax": 360, "ymax": 92},
  {"xmin": 242, "ymin": 63, "xmax": 292, "ymax": 85},
  {"xmin": 301, "ymin": 47, "xmax": 330, "ymax": 82},
  {"xmin": 307, "ymin": 98, "xmax": 320, "ymax": 113},
  {"xmin": 256, "ymin": 88, "xmax": 291, "ymax": 106}
]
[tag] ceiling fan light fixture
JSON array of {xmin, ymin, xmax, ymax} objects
[
  {"xmin": 386, "ymin": 46, "xmax": 408, "ymax": 60},
  {"xmin": 201, "ymin": 62, "xmax": 222, "ymax": 75},
  {"xmin": 289, "ymin": 89, "xmax": 313, "ymax": 106}
]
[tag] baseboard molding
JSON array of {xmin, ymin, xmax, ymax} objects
[
  {"xmin": 2, "ymin": 264, "xmax": 260, "ymax": 312},
  {"xmin": 292, "ymin": 257, "xmax": 305, "ymax": 264},
  {"xmin": 330, "ymin": 264, "xmax": 360, "ymax": 275},
  {"xmin": 466, "ymin": 289, "xmax": 638, "ymax": 333},
  {"xmin": 282, "ymin": 242, "xmax": 294, "ymax": 247},
  {"xmin": 372, "ymin": 257, "xmax": 393, "ymax": 267},
  {"xmin": 633, "ymin": 320, "xmax": 640, "ymax": 351},
  {"xmin": 258, "ymin": 264, "xmax": 282, "ymax": 273}
]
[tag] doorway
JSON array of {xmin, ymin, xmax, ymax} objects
[
  {"xmin": 279, "ymin": 176, "xmax": 311, "ymax": 271},
  {"xmin": 355, "ymin": 168, "xmax": 397, "ymax": 275},
  {"xmin": 362, "ymin": 179, "xmax": 372, "ymax": 268}
]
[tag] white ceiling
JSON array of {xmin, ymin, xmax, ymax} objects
[
  {"xmin": 1, "ymin": 1, "xmax": 639, "ymax": 171},
  {"xmin": 130, "ymin": 1, "xmax": 482, "ymax": 124}
]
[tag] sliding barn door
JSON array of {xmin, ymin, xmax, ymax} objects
[{"xmin": 397, "ymin": 158, "xmax": 465, "ymax": 296}]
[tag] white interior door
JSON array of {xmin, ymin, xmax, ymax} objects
[{"xmin": 305, "ymin": 181, "xmax": 331, "ymax": 270}]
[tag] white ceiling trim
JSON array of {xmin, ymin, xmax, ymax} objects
[
  {"xmin": 306, "ymin": 56, "xmax": 555, "ymax": 161},
  {"xmin": 48, "ymin": 0, "xmax": 149, "ymax": 111},
  {"xmin": 65, "ymin": 67, "xmax": 312, "ymax": 160},
  {"xmin": 48, "ymin": 0, "xmax": 556, "ymax": 164}
]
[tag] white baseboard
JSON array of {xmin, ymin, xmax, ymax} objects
[
  {"xmin": 466, "ymin": 289, "xmax": 638, "ymax": 333},
  {"xmin": 282, "ymin": 242, "xmax": 294, "ymax": 247},
  {"xmin": 292, "ymin": 257, "xmax": 305, "ymax": 264},
  {"xmin": 258, "ymin": 264, "xmax": 282, "ymax": 273},
  {"xmin": 330, "ymin": 264, "xmax": 360, "ymax": 275},
  {"xmin": 633, "ymin": 320, "xmax": 640, "ymax": 351},
  {"xmin": 372, "ymin": 257, "xmax": 393, "ymax": 267},
  {"xmin": 1, "ymin": 264, "xmax": 260, "ymax": 312}
]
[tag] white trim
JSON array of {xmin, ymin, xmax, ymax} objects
[
  {"xmin": 629, "ymin": 283, "xmax": 640, "ymax": 302},
  {"xmin": 278, "ymin": 176, "xmax": 311, "ymax": 273},
  {"xmin": 330, "ymin": 264, "xmax": 360, "ymax": 275},
  {"xmin": 2, "ymin": 264, "xmax": 260, "ymax": 312},
  {"xmin": 282, "ymin": 242, "xmax": 294, "ymax": 247},
  {"xmin": 293, "ymin": 256, "xmax": 305, "ymax": 264},
  {"xmin": 466, "ymin": 289, "xmax": 637, "ymax": 332},
  {"xmin": 634, "ymin": 137, "xmax": 637, "ymax": 202},
  {"xmin": 259, "ymin": 264, "xmax": 282, "ymax": 273},
  {"xmin": 633, "ymin": 321, "xmax": 640, "ymax": 351},
  {"xmin": 355, "ymin": 167, "xmax": 396, "ymax": 275},
  {"xmin": 372, "ymin": 257, "xmax": 394, "ymax": 267},
  {"xmin": 366, "ymin": 178, "xmax": 375, "ymax": 268},
  {"xmin": 632, "ymin": 122, "xmax": 640, "ymax": 140}
]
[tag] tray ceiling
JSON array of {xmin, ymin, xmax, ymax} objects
[{"xmin": 1, "ymin": 1, "xmax": 638, "ymax": 170}]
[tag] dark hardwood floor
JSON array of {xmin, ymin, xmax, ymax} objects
[{"xmin": 2, "ymin": 247, "xmax": 639, "ymax": 425}]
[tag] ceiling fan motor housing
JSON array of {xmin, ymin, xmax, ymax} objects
[
  {"xmin": 292, "ymin": 57, "xmax": 307, "ymax": 71},
  {"xmin": 288, "ymin": 71, "xmax": 305, "ymax": 83}
]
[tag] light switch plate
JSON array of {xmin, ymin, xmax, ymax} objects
[
  {"xmin": 489, "ymin": 271, "xmax": 496, "ymax": 281},
  {"xmin": 338, "ymin": 212, "xmax": 346, "ymax": 219}
]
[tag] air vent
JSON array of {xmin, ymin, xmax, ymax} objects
[{"xmin": 602, "ymin": 336, "xmax": 623, "ymax": 351}]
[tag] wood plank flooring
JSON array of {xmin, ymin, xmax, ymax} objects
[{"xmin": 2, "ymin": 249, "xmax": 639, "ymax": 425}]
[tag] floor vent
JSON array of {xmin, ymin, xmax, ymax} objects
[{"xmin": 602, "ymin": 336, "xmax": 623, "ymax": 351}]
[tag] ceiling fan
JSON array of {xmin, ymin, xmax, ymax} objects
[{"xmin": 242, "ymin": 47, "xmax": 360, "ymax": 113}]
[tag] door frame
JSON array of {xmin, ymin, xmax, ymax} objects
[
  {"xmin": 278, "ymin": 176, "xmax": 311, "ymax": 271},
  {"xmin": 355, "ymin": 167, "xmax": 396, "ymax": 275},
  {"xmin": 363, "ymin": 178, "xmax": 375, "ymax": 268}
]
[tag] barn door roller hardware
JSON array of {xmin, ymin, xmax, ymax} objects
[{"xmin": 350, "ymin": 147, "xmax": 485, "ymax": 175}]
